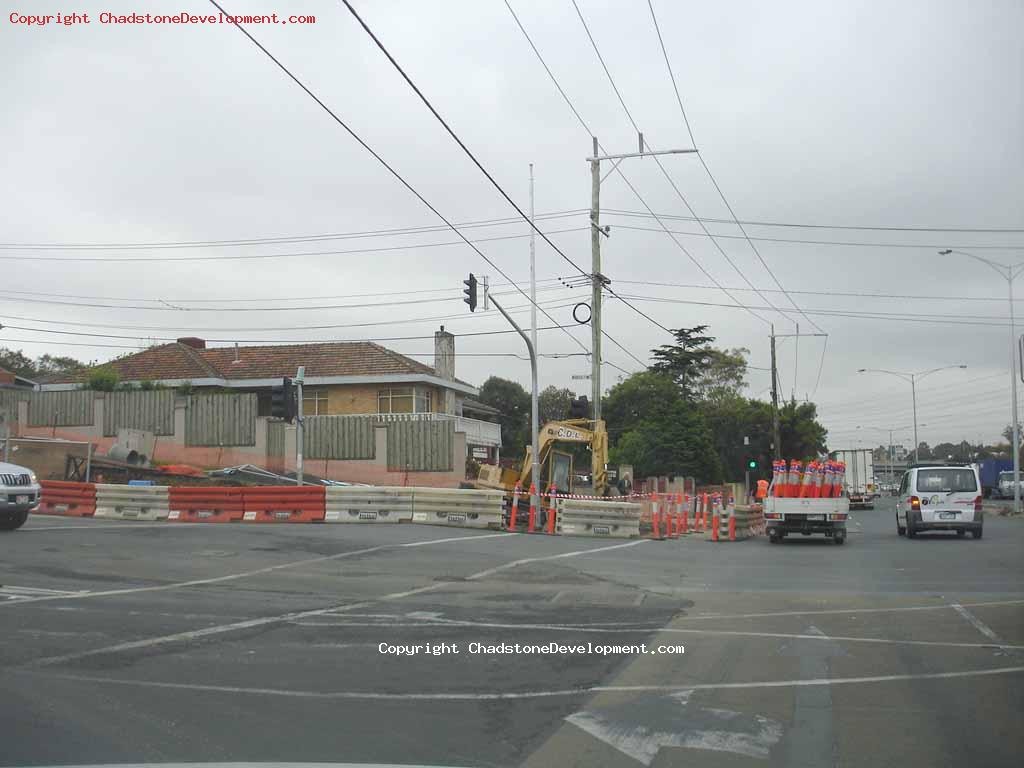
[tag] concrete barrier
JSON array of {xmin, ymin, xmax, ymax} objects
[
  {"xmin": 324, "ymin": 486, "xmax": 414, "ymax": 523},
  {"xmin": 556, "ymin": 498, "xmax": 641, "ymax": 538},
  {"xmin": 94, "ymin": 484, "xmax": 170, "ymax": 521},
  {"xmin": 38, "ymin": 480, "xmax": 96, "ymax": 517},
  {"xmin": 706, "ymin": 503, "xmax": 763, "ymax": 541},
  {"xmin": 410, "ymin": 487, "xmax": 503, "ymax": 529}
]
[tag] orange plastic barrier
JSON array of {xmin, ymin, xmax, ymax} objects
[
  {"xmin": 169, "ymin": 486, "xmax": 245, "ymax": 523},
  {"xmin": 38, "ymin": 480, "xmax": 96, "ymax": 517},
  {"xmin": 241, "ymin": 486, "xmax": 326, "ymax": 523}
]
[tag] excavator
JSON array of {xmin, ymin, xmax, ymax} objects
[{"xmin": 475, "ymin": 418, "xmax": 611, "ymax": 496}]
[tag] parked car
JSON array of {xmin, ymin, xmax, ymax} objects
[
  {"xmin": 896, "ymin": 464, "xmax": 982, "ymax": 539},
  {"xmin": 0, "ymin": 461, "xmax": 41, "ymax": 531},
  {"xmin": 992, "ymin": 470, "xmax": 1021, "ymax": 500}
]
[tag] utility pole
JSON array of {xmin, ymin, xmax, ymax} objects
[
  {"xmin": 585, "ymin": 136, "xmax": 698, "ymax": 481},
  {"xmin": 770, "ymin": 325, "xmax": 781, "ymax": 460},
  {"xmin": 792, "ymin": 322, "xmax": 799, "ymax": 400},
  {"xmin": 529, "ymin": 163, "xmax": 539, "ymax": 510},
  {"xmin": 589, "ymin": 137, "xmax": 602, "ymax": 425}
]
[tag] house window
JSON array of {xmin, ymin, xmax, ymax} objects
[
  {"xmin": 302, "ymin": 388, "xmax": 329, "ymax": 416},
  {"xmin": 378, "ymin": 387, "xmax": 431, "ymax": 414}
]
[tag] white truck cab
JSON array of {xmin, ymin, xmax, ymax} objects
[
  {"xmin": 0, "ymin": 461, "xmax": 40, "ymax": 530},
  {"xmin": 896, "ymin": 464, "xmax": 983, "ymax": 539}
]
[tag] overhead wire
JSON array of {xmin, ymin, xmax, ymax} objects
[
  {"xmin": 202, "ymin": 0, "xmax": 594, "ymax": 364},
  {"xmin": 569, "ymin": 0, "xmax": 788, "ymax": 326},
  {"xmin": 502, "ymin": 0, "xmax": 767, "ymax": 326}
]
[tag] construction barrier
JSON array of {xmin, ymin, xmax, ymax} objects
[
  {"xmin": 38, "ymin": 480, "xmax": 96, "ymax": 517},
  {"xmin": 556, "ymin": 497, "xmax": 641, "ymax": 538},
  {"xmin": 324, "ymin": 486, "xmax": 414, "ymax": 523},
  {"xmin": 241, "ymin": 486, "xmax": 326, "ymax": 523},
  {"xmin": 94, "ymin": 483, "xmax": 170, "ymax": 521},
  {"xmin": 706, "ymin": 503, "xmax": 764, "ymax": 541},
  {"xmin": 168, "ymin": 486, "xmax": 245, "ymax": 523},
  {"xmin": 410, "ymin": 487, "xmax": 504, "ymax": 529}
]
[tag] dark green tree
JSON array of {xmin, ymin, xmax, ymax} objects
[
  {"xmin": 650, "ymin": 325, "xmax": 715, "ymax": 401},
  {"xmin": 477, "ymin": 376, "xmax": 531, "ymax": 459},
  {"xmin": 538, "ymin": 385, "xmax": 574, "ymax": 424},
  {"xmin": 694, "ymin": 347, "xmax": 749, "ymax": 403}
]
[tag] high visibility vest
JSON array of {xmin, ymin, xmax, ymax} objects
[{"xmin": 756, "ymin": 479, "xmax": 769, "ymax": 499}]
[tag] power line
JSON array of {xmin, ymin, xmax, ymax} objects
[
  {"xmin": 0, "ymin": 227, "xmax": 591, "ymax": 263},
  {"xmin": 0, "ymin": 210, "xmax": 588, "ymax": 250},
  {"xmin": 502, "ymin": 0, "xmax": 768, "ymax": 326},
  {"xmin": 203, "ymin": 0, "xmax": 592, "ymax": 361},
  {"xmin": 606, "ymin": 218, "xmax": 1024, "ymax": 251},
  {"xmin": 570, "ymin": 0, "xmax": 791, "ymax": 325}
]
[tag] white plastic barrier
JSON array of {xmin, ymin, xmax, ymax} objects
[
  {"xmin": 556, "ymin": 498, "xmax": 641, "ymax": 538},
  {"xmin": 94, "ymin": 484, "xmax": 170, "ymax": 521},
  {"xmin": 410, "ymin": 488, "xmax": 504, "ymax": 529},
  {"xmin": 324, "ymin": 486, "xmax": 414, "ymax": 523}
]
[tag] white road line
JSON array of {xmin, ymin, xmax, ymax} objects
[
  {"xmin": 466, "ymin": 539, "xmax": 648, "ymax": 580},
  {"xmin": 26, "ymin": 537, "xmax": 653, "ymax": 665},
  {"xmin": 673, "ymin": 598, "xmax": 1024, "ymax": 622},
  {"xmin": 22, "ymin": 523, "xmax": 195, "ymax": 532},
  {"xmin": 951, "ymin": 603, "xmax": 1004, "ymax": 644},
  {"xmin": 29, "ymin": 665, "xmax": 1024, "ymax": 701},
  {"xmin": 0, "ymin": 531, "xmax": 512, "ymax": 608},
  {"xmin": 298, "ymin": 615, "xmax": 1021, "ymax": 651}
]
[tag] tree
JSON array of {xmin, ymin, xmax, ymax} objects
[
  {"xmin": 84, "ymin": 366, "xmax": 120, "ymax": 392},
  {"xmin": 34, "ymin": 354, "xmax": 84, "ymax": 377},
  {"xmin": 694, "ymin": 347, "xmax": 749, "ymax": 402},
  {"xmin": 916, "ymin": 442, "xmax": 933, "ymax": 460},
  {"xmin": 610, "ymin": 401, "xmax": 722, "ymax": 481},
  {"xmin": 603, "ymin": 371, "xmax": 683, "ymax": 438},
  {"xmin": 0, "ymin": 347, "xmax": 84, "ymax": 380},
  {"xmin": 477, "ymin": 376, "xmax": 530, "ymax": 459},
  {"xmin": 0, "ymin": 348, "xmax": 37, "ymax": 379},
  {"xmin": 650, "ymin": 326, "xmax": 715, "ymax": 401},
  {"xmin": 779, "ymin": 399, "xmax": 827, "ymax": 459},
  {"xmin": 538, "ymin": 386, "xmax": 574, "ymax": 424}
]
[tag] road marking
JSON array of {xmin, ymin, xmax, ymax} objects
[
  {"xmin": 22, "ymin": 523, "xmax": 195, "ymax": 532},
  {"xmin": 0, "ymin": 530, "xmax": 511, "ymax": 608},
  {"xmin": 28, "ymin": 665, "xmax": 1024, "ymax": 701},
  {"xmin": 466, "ymin": 539, "xmax": 648, "ymax": 580},
  {"xmin": 0, "ymin": 585, "xmax": 86, "ymax": 601},
  {"xmin": 25, "ymin": 539, "xmax": 649, "ymax": 666},
  {"xmin": 672, "ymin": 598, "xmax": 1024, "ymax": 622},
  {"xmin": 951, "ymin": 603, "xmax": 1004, "ymax": 644},
  {"xmin": 297, "ymin": 615, "xmax": 1022, "ymax": 651}
]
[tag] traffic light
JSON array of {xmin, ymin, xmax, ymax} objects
[
  {"xmin": 747, "ymin": 458, "xmax": 758, "ymax": 470},
  {"xmin": 270, "ymin": 377, "xmax": 296, "ymax": 422},
  {"xmin": 463, "ymin": 273, "xmax": 478, "ymax": 312},
  {"xmin": 568, "ymin": 396, "xmax": 590, "ymax": 419}
]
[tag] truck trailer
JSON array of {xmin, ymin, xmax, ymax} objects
[{"xmin": 829, "ymin": 448, "xmax": 875, "ymax": 509}]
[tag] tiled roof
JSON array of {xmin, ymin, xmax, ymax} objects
[{"xmin": 43, "ymin": 341, "xmax": 441, "ymax": 385}]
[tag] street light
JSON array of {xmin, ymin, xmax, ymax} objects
[
  {"xmin": 857, "ymin": 366, "xmax": 967, "ymax": 466},
  {"xmin": 939, "ymin": 248, "xmax": 1024, "ymax": 515}
]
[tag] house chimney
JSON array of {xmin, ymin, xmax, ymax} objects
[
  {"xmin": 434, "ymin": 325, "xmax": 455, "ymax": 380},
  {"xmin": 177, "ymin": 337, "xmax": 206, "ymax": 349}
]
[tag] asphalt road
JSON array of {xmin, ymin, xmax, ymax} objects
[{"xmin": 1, "ymin": 498, "xmax": 1022, "ymax": 767}]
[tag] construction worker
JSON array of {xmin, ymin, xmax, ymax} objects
[{"xmin": 756, "ymin": 478, "xmax": 769, "ymax": 502}]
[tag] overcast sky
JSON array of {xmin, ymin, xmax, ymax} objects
[{"xmin": 3, "ymin": 0, "xmax": 1022, "ymax": 449}]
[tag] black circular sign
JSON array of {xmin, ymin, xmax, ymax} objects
[{"xmin": 573, "ymin": 302, "xmax": 592, "ymax": 325}]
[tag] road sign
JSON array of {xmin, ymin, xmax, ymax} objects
[{"xmin": 571, "ymin": 374, "xmax": 592, "ymax": 380}]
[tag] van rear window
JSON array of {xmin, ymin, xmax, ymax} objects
[{"xmin": 916, "ymin": 469, "xmax": 977, "ymax": 493}]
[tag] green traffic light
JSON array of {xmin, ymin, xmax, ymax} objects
[{"xmin": 747, "ymin": 460, "xmax": 757, "ymax": 469}]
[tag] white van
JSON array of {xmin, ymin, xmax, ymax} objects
[{"xmin": 896, "ymin": 464, "xmax": 983, "ymax": 539}]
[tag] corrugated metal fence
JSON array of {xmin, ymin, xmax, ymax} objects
[
  {"xmin": 386, "ymin": 416, "xmax": 453, "ymax": 472},
  {"xmin": 185, "ymin": 393, "xmax": 256, "ymax": 446},
  {"xmin": 103, "ymin": 390, "xmax": 175, "ymax": 436},
  {"xmin": 28, "ymin": 390, "xmax": 94, "ymax": 427},
  {"xmin": 304, "ymin": 415, "xmax": 375, "ymax": 460},
  {"xmin": 0, "ymin": 390, "xmax": 28, "ymax": 424}
]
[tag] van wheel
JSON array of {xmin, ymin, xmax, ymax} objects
[
  {"xmin": 896, "ymin": 515, "xmax": 905, "ymax": 536},
  {"xmin": 906, "ymin": 516, "xmax": 917, "ymax": 539},
  {"xmin": 972, "ymin": 528, "xmax": 983, "ymax": 540}
]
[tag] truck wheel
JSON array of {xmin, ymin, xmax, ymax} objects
[
  {"xmin": 0, "ymin": 511, "xmax": 29, "ymax": 531},
  {"xmin": 834, "ymin": 532, "xmax": 846, "ymax": 545},
  {"xmin": 972, "ymin": 528, "xmax": 983, "ymax": 540},
  {"xmin": 956, "ymin": 529, "xmax": 966, "ymax": 538}
]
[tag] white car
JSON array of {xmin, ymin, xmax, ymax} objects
[
  {"xmin": 0, "ymin": 461, "xmax": 41, "ymax": 530},
  {"xmin": 896, "ymin": 464, "xmax": 982, "ymax": 539}
]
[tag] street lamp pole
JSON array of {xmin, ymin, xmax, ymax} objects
[
  {"xmin": 858, "ymin": 367, "xmax": 967, "ymax": 465},
  {"xmin": 940, "ymin": 249, "xmax": 1024, "ymax": 516}
]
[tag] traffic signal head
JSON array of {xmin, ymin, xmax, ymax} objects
[
  {"xmin": 747, "ymin": 458, "xmax": 758, "ymax": 470},
  {"xmin": 270, "ymin": 377, "xmax": 296, "ymax": 423},
  {"xmin": 463, "ymin": 273, "xmax": 478, "ymax": 312}
]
